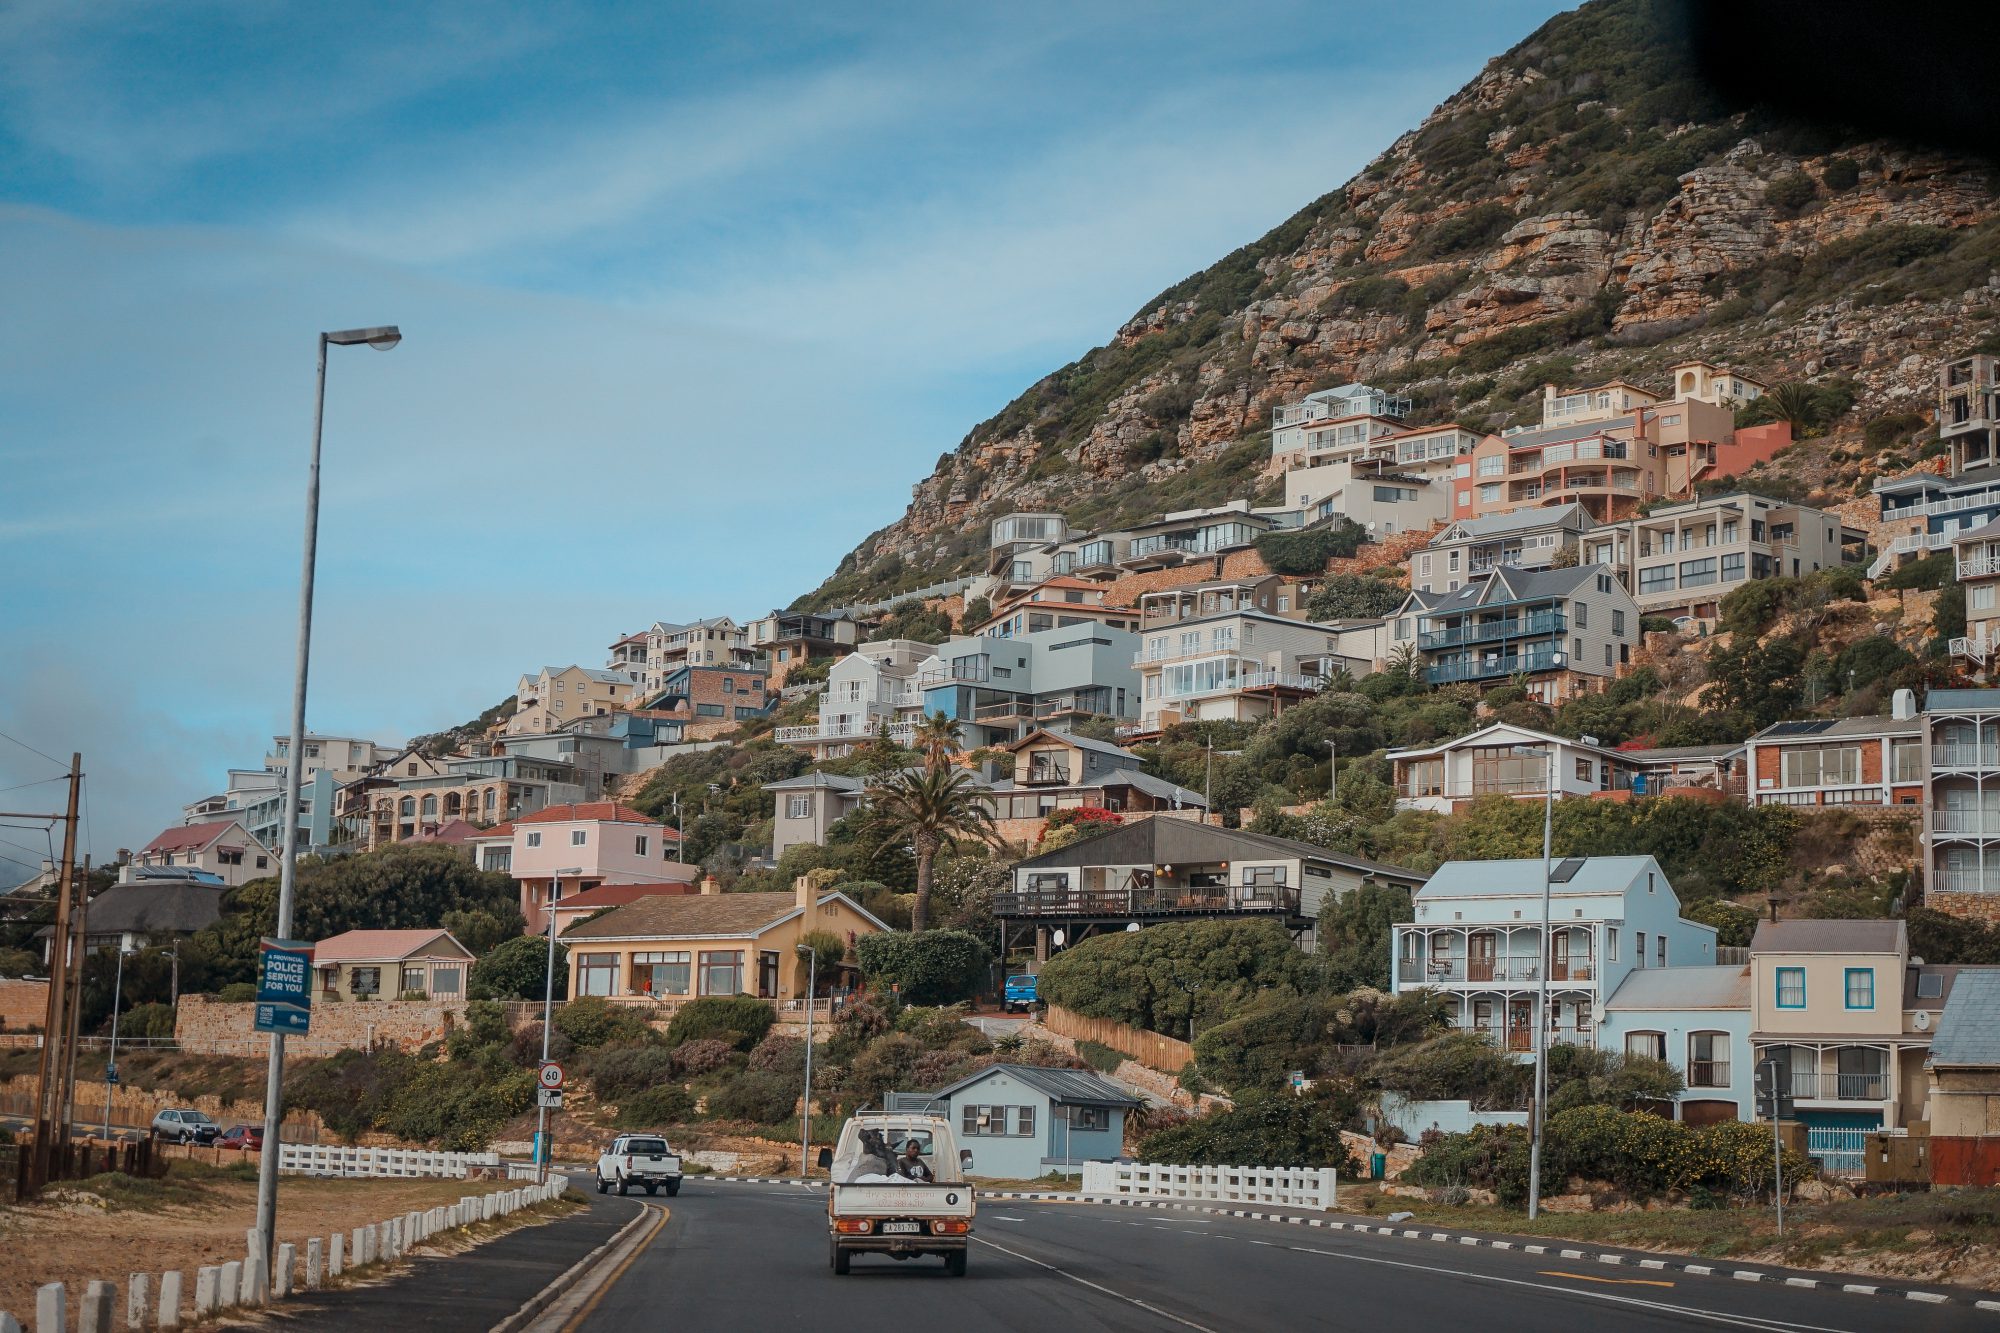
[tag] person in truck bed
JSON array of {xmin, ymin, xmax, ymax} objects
[{"xmin": 898, "ymin": 1140, "xmax": 933, "ymax": 1182}]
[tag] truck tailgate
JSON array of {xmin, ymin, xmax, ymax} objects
[{"xmin": 831, "ymin": 1184, "xmax": 973, "ymax": 1217}]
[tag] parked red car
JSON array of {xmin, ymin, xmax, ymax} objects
[{"xmin": 216, "ymin": 1124, "xmax": 264, "ymax": 1151}]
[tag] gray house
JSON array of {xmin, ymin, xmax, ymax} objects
[{"xmin": 896, "ymin": 1064, "xmax": 1142, "ymax": 1179}]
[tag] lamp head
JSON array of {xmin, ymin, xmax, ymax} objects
[{"xmin": 325, "ymin": 325, "xmax": 402, "ymax": 350}]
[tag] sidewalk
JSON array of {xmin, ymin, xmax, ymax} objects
[{"xmin": 218, "ymin": 1178, "xmax": 636, "ymax": 1332}]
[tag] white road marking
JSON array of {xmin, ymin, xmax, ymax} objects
[
  {"xmin": 991, "ymin": 1215, "xmax": 1027, "ymax": 1222},
  {"xmin": 972, "ymin": 1236, "xmax": 1219, "ymax": 1332}
]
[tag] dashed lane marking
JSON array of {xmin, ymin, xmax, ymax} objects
[{"xmin": 1540, "ymin": 1270, "xmax": 1676, "ymax": 1289}]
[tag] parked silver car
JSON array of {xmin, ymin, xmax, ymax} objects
[{"xmin": 151, "ymin": 1108, "xmax": 221, "ymax": 1144}]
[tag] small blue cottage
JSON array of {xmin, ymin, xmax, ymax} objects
[{"xmin": 896, "ymin": 1064, "xmax": 1142, "ymax": 1180}]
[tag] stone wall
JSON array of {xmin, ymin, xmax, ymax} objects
[
  {"xmin": 0, "ymin": 1074, "xmax": 323, "ymax": 1139},
  {"xmin": 0, "ymin": 978, "xmax": 47, "ymax": 1034},
  {"xmin": 174, "ymin": 995, "xmax": 469, "ymax": 1057}
]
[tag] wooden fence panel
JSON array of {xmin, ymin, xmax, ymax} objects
[{"xmin": 1042, "ymin": 1004, "xmax": 1192, "ymax": 1072}]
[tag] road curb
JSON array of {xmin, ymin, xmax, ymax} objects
[{"xmin": 491, "ymin": 1191, "xmax": 650, "ymax": 1333}]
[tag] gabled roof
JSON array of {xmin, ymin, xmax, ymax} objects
[
  {"xmin": 514, "ymin": 802, "xmax": 667, "ymax": 828},
  {"xmin": 313, "ymin": 929, "xmax": 472, "ymax": 964},
  {"xmin": 559, "ymin": 890, "xmax": 889, "ymax": 941},
  {"xmin": 927, "ymin": 1063, "xmax": 1143, "ymax": 1109},
  {"xmin": 140, "ymin": 820, "xmax": 251, "ymax": 857},
  {"xmin": 1928, "ymin": 970, "xmax": 2000, "ymax": 1068},
  {"xmin": 467, "ymin": 822, "xmax": 514, "ymax": 842},
  {"xmin": 1417, "ymin": 855, "xmax": 1673, "ymax": 903},
  {"xmin": 1390, "ymin": 722, "xmax": 1627, "ymax": 763},
  {"xmin": 1012, "ymin": 814, "xmax": 1424, "ymax": 883},
  {"xmin": 410, "ymin": 818, "xmax": 485, "ymax": 845},
  {"xmin": 763, "ymin": 771, "xmax": 866, "ymax": 794},
  {"xmin": 1431, "ymin": 503, "xmax": 1593, "ymax": 543},
  {"xmin": 552, "ymin": 881, "xmax": 698, "ymax": 912},
  {"xmin": 1003, "ymin": 728, "xmax": 1138, "ymax": 762},
  {"xmin": 1749, "ymin": 919, "xmax": 1906, "ymax": 955},
  {"xmin": 1604, "ymin": 964, "xmax": 1750, "ymax": 1012}
]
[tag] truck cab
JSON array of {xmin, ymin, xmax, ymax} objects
[{"xmin": 821, "ymin": 1112, "xmax": 975, "ymax": 1276}]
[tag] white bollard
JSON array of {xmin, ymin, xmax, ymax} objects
[
  {"xmin": 193, "ymin": 1268, "xmax": 218, "ymax": 1317},
  {"xmin": 276, "ymin": 1243, "xmax": 296, "ymax": 1299},
  {"xmin": 242, "ymin": 1250, "xmax": 267, "ymax": 1306},
  {"xmin": 78, "ymin": 1281, "xmax": 113, "ymax": 1333},
  {"xmin": 329, "ymin": 1232, "xmax": 344, "ymax": 1278},
  {"xmin": 126, "ymin": 1274, "xmax": 148, "ymax": 1331},
  {"xmin": 218, "ymin": 1261, "xmax": 240, "ymax": 1309},
  {"xmin": 158, "ymin": 1271, "xmax": 182, "ymax": 1329},
  {"xmin": 36, "ymin": 1282, "xmax": 65, "ymax": 1333},
  {"xmin": 306, "ymin": 1237, "xmax": 323, "ymax": 1289},
  {"xmin": 1, "ymin": 1312, "xmax": 22, "ymax": 1333},
  {"xmin": 352, "ymin": 1226, "xmax": 367, "ymax": 1267}
]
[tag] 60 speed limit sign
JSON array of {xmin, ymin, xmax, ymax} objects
[{"xmin": 538, "ymin": 1062, "xmax": 565, "ymax": 1090}]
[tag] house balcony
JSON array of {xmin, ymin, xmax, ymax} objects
[
  {"xmin": 1952, "ymin": 635, "xmax": 1995, "ymax": 666},
  {"xmin": 1156, "ymin": 669, "xmax": 1325, "ymax": 705},
  {"xmin": 1417, "ymin": 956, "xmax": 1596, "ymax": 985},
  {"xmin": 1932, "ymin": 869, "xmax": 2000, "ymax": 895},
  {"xmin": 1020, "ymin": 766, "xmax": 1072, "ymax": 787},
  {"xmin": 994, "ymin": 883, "xmax": 1301, "ymax": 919},
  {"xmin": 1447, "ymin": 1022, "xmax": 1592, "ymax": 1052},
  {"xmin": 1418, "ymin": 611, "xmax": 1566, "ymax": 651},
  {"xmin": 1958, "ymin": 555, "xmax": 2000, "ymax": 580},
  {"xmin": 1932, "ymin": 810, "xmax": 2000, "ymax": 837},
  {"xmin": 1785, "ymin": 1070, "xmax": 1889, "ymax": 1103},
  {"xmin": 1424, "ymin": 645, "xmax": 1566, "ymax": 685},
  {"xmin": 1135, "ymin": 642, "xmax": 1238, "ymax": 667},
  {"xmin": 773, "ymin": 720, "xmax": 918, "ymax": 745},
  {"xmin": 1933, "ymin": 744, "xmax": 2000, "ymax": 770}
]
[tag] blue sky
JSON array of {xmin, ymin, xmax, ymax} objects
[{"xmin": 0, "ymin": 0, "xmax": 1561, "ymax": 863}]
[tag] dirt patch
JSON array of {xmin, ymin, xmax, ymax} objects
[{"xmin": 0, "ymin": 1161, "xmax": 522, "ymax": 1318}]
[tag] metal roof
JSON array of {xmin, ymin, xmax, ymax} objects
[
  {"xmin": 1929, "ymin": 970, "xmax": 2000, "ymax": 1067},
  {"xmin": 926, "ymin": 1063, "xmax": 1143, "ymax": 1109},
  {"xmin": 1012, "ymin": 814, "xmax": 1425, "ymax": 884},
  {"xmin": 1926, "ymin": 689, "xmax": 2000, "ymax": 712},
  {"xmin": 1432, "ymin": 503, "xmax": 1593, "ymax": 541},
  {"xmin": 1748, "ymin": 714, "xmax": 1921, "ymax": 741},
  {"xmin": 1417, "ymin": 855, "xmax": 1670, "ymax": 902},
  {"xmin": 1603, "ymin": 965, "xmax": 1751, "ymax": 1011},
  {"xmin": 1748, "ymin": 919, "xmax": 1905, "ymax": 954}
]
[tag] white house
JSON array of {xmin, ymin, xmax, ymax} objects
[{"xmin": 1387, "ymin": 723, "xmax": 1643, "ymax": 814}]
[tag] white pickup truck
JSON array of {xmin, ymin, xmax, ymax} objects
[
  {"xmin": 595, "ymin": 1134, "xmax": 683, "ymax": 1197},
  {"xmin": 820, "ymin": 1112, "xmax": 975, "ymax": 1276}
]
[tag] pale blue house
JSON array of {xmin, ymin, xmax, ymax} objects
[
  {"xmin": 1600, "ymin": 964, "xmax": 1755, "ymax": 1124},
  {"xmin": 899, "ymin": 1064, "xmax": 1142, "ymax": 1180}
]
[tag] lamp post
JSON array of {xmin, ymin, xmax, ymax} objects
[
  {"xmin": 253, "ymin": 325, "xmax": 400, "ymax": 1270},
  {"xmin": 1512, "ymin": 733, "xmax": 1595, "ymax": 1222},
  {"xmin": 104, "ymin": 943, "xmax": 132, "ymax": 1140},
  {"xmin": 536, "ymin": 867, "xmax": 580, "ymax": 1182},
  {"xmin": 798, "ymin": 943, "xmax": 817, "ymax": 1179},
  {"xmin": 1326, "ymin": 739, "xmax": 1337, "ymax": 806}
]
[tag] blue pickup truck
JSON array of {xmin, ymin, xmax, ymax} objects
[{"xmin": 1003, "ymin": 973, "xmax": 1039, "ymax": 1013}]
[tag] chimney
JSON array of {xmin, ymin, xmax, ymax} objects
[
  {"xmin": 1767, "ymin": 895, "xmax": 1780, "ymax": 923},
  {"xmin": 796, "ymin": 874, "xmax": 816, "ymax": 919},
  {"xmin": 1892, "ymin": 688, "xmax": 1917, "ymax": 721},
  {"xmin": 700, "ymin": 875, "xmax": 721, "ymax": 896},
  {"xmin": 1543, "ymin": 382, "xmax": 1559, "ymax": 402}
]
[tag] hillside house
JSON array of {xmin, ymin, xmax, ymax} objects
[
  {"xmin": 133, "ymin": 819, "xmax": 273, "ymax": 887},
  {"xmin": 1393, "ymin": 565, "xmax": 1638, "ymax": 703},
  {"xmin": 313, "ymin": 928, "xmax": 473, "ymax": 1003}
]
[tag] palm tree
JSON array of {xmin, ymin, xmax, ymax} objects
[
  {"xmin": 868, "ymin": 764, "xmax": 1001, "ymax": 932},
  {"xmin": 1761, "ymin": 381, "xmax": 1824, "ymax": 436},
  {"xmin": 911, "ymin": 711, "xmax": 962, "ymax": 773}
]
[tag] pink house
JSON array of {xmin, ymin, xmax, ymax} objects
[
  {"xmin": 508, "ymin": 802, "xmax": 694, "ymax": 924},
  {"xmin": 134, "ymin": 819, "xmax": 274, "ymax": 886}
]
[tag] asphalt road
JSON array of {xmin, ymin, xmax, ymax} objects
[{"xmin": 564, "ymin": 1179, "xmax": 1994, "ymax": 1332}]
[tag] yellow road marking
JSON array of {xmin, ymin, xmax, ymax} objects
[
  {"xmin": 1539, "ymin": 1269, "xmax": 1674, "ymax": 1288},
  {"xmin": 560, "ymin": 1204, "xmax": 669, "ymax": 1332}
]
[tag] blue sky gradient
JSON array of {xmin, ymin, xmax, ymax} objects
[{"xmin": 0, "ymin": 0, "xmax": 1562, "ymax": 862}]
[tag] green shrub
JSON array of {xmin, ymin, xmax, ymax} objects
[
  {"xmin": 1075, "ymin": 1040, "xmax": 1125, "ymax": 1075},
  {"xmin": 470, "ymin": 934, "xmax": 567, "ymax": 1001},
  {"xmin": 707, "ymin": 1071, "xmax": 801, "ymax": 1125},
  {"xmin": 1681, "ymin": 898, "xmax": 1759, "ymax": 947},
  {"xmin": 1820, "ymin": 157, "xmax": 1860, "ymax": 191},
  {"xmin": 1136, "ymin": 1090, "xmax": 1359, "ymax": 1170},
  {"xmin": 1373, "ymin": 1032, "xmax": 1525, "ymax": 1109},
  {"xmin": 1864, "ymin": 411, "xmax": 1926, "ymax": 450},
  {"xmin": 854, "ymin": 930, "xmax": 991, "ymax": 1006},
  {"xmin": 117, "ymin": 1003, "xmax": 177, "ymax": 1040},
  {"xmin": 581, "ymin": 1045, "xmax": 678, "ymax": 1102},
  {"xmin": 1305, "ymin": 573, "xmax": 1407, "ymax": 623},
  {"xmin": 553, "ymin": 996, "xmax": 655, "ymax": 1050},
  {"xmin": 616, "ymin": 1085, "xmax": 696, "ymax": 1128},
  {"xmin": 1254, "ymin": 519, "xmax": 1369, "ymax": 576},
  {"xmin": 663, "ymin": 996, "xmax": 776, "ymax": 1051},
  {"xmin": 1877, "ymin": 552, "xmax": 1951, "ymax": 591},
  {"xmin": 671, "ymin": 1038, "xmax": 736, "ymax": 1076},
  {"xmin": 216, "ymin": 982, "xmax": 256, "ymax": 1003},
  {"xmin": 1036, "ymin": 919, "xmax": 1315, "ymax": 1036},
  {"xmin": 1764, "ymin": 172, "xmax": 1817, "ymax": 214}
]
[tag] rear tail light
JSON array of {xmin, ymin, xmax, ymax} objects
[
  {"xmin": 931, "ymin": 1219, "xmax": 970, "ymax": 1235},
  {"xmin": 834, "ymin": 1219, "xmax": 873, "ymax": 1234},
  {"xmin": 625, "ymin": 1156, "xmax": 634, "ymax": 1169}
]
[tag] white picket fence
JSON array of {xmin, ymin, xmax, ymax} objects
[
  {"xmin": 278, "ymin": 1144, "xmax": 503, "ymax": 1179},
  {"xmin": 1080, "ymin": 1161, "xmax": 1338, "ymax": 1210}
]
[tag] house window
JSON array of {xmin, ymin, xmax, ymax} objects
[
  {"xmin": 1722, "ymin": 553, "xmax": 1745, "ymax": 581},
  {"xmin": 1775, "ymin": 966, "xmax": 1806, "ymax": 1008},
  {"xmin": 400, "ymin": 964, "xmax": 427, "ymax": 996},
  {"xmin": 351, "ymin": 966, "xmax": 380, "ymax": 997},
  {"xmin": 1607, "ymin": 927, "xmax": 1618, "ymax": 961},
  {"xmin": 1844, "ymin": 967, "xmax": 1874, "ymax": 1009},
  {"xmin": 577, "ymin": 953, "xmax": 619, "ymax": 997},
  {"xmin": 1636, "ymin": 932, "xmax": 1647, "ymax": 967},
  {"xmin": 788, "ymin": 796, "xmax": 813, "ymax": 819},
  {"xmin": 699, "ymin": 950, "xmax": 744, "ymax": 996},
  {"xmin": 1782, "ymin": 746, "xmax": 1861, "ymax": 788},
  {"xmin": 635, "ymin": 835, "xmax": 649, "ymax": 857},
  {"xmin": 571, "ymin": 829, "xmax": 587, "ymax": 846},
  {"xmin": 256, "ymin": 856, "xmax": 268, "ymax": 869},
  {"xmin": 1015, "ymin": 1105, "xmax": 1038, "ymax": 1137},
  {"xmin": 1612, "ymin": 610, "xmax": 1625, "ymax": 635},
  {"xmin": 1892, "ymin": 739, "xmax": 1925, "ymax": 784},
  {"xmin": 527, "ymin": 832, "xmax": 543, "ymax": 848},
  {"xmin": 723, "ymin": 678, "xmax": 735, "ymax": 694},
  {"xmin": 218, "ymin": 849, "xmax": 243, "ymax": 866},
  {"xmin": 961, "ymin": 1104, "xmax": 1008, "ymax": 1138},
  {"xmin": 1625, "ymin": 1031, "xmax": 1666, "ymax": 1061},
  {"xmin": 432, "ymin": 966, "xmax": 461, "ymax": 996},
  {"xmin": 1656, "ymin": 936, "xmax": 1666, "ymax": 967},
  {"xmin": 1639, "ymin": 565, "xmax": 1676, "ymax": 594},
  {"xmin": 632, "ymin": 951, "xmax": 691, "ymax": 996},
  {"xmin": 697, "ymin": 704, "xmax": 725, "ymax": 717},
  {"xmin": 1683, "ymin": 1031, "xmax": 1729, "ymax": 1087},
  {"xmin": 1575, "ymin": 603, "xmax": 1587, "ymax": 629},
  {"xmin": 1242, "ymin": 866, "xmax": 1288, "ymax": 887},
  {"xmin": 1070, "ymin": 1106, "xmax": 1109, "ymax": 1132}
]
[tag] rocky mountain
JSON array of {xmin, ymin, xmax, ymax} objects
[{"xmin": 801, "ymin": 0, "xmax": 2000, "ymax": 612}]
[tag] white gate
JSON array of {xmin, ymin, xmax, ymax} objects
[{"xmin": 1805, "ymin": 1127, "xmax": 1868, "ymax": 1177}]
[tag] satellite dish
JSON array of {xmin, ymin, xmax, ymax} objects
[
  {"xmin": 1126, "ymin": 922, "xmax": 1141, "ymax": 933},
  {"xmin": 1914, "ymin": 1009, "xmax": 1932, "ymax": 1031},
  {"xmin": 1052, "ymin": 929, "xmax": 1066, "ymax": 947}
]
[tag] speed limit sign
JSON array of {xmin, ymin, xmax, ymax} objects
[{"xmin": 538, "ymin": 1062, "xmax": 565, "ymax": 1091}]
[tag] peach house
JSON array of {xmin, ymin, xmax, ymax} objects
[
  {"xmin": 560, "ymin": 877, "xmax": 887, "ymax": 1012},
  {"xmin": 508, "ymin": 802, "xmax": 693, "ymax": 924},
  {"xmin": 313, "ymin": 928, "xmax": 473, "ymax": 1002}
]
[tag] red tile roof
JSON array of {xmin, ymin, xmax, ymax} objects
[
  {"xmin": 514, "ymin": 803, "xmax": 677, "ymax": 835},
  {"xmin": 140, "ymin": 820, "xmax": 243, "ymax": 856},
  {"xmin": 311, "ymin": 928, "xmax": 472, "ymax": 964},
  {"xmin": 410, "ymin": 818, "xmax": 484, "ymax": 845},
  {"xmin": 552, "ymin": 881, "xmax": 698, "ymax": 912},
  {"xmin": 468, "ymin": 822, "xmax": 514, "ymax": 840}
]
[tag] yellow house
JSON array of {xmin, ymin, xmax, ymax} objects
[{"xmin": 560, "ymin": 876, "xmax": 887, "ymax": 1011}]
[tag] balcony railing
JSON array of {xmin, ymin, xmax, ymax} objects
[
  {"xmin": 1424, "ymin": 646, "xmax": 1565, "ymax": 685},
  {"xmin": 1952, "ymin": 636, "xmax": 1994, "ymax": 665},
  {"xmin": 1418, "ymin": 612, "xmax": 1566, "ymax": 651},
  {"xmin": 1786, "ymin": 1070, "xmax": 1888, "ymax": 1102},
  {"xmin": 1934, "ymin": 744, "xmax": 2000, "ymax": 768},
  {"xmin": 1421, "ymin": 960, "xmax": 1541, "ymax": 984},
  {"xmin": 1157, "ymin": 670, "xmax": 1326, "ymax": 703},
  {"xmin": 1934, "ymin": 810, "xmax": 2000, "ymax": 835},
  {"xmin": 1446, "ymin": 1022, "xmax": 1591, "ymax": 1051},
  {"xmin": 1687, "ymin": 1061, "xmax": 1731, "ymax": 1089},
  {"xmin": 1021, "ymin": 766, "xmax": 1072, "ymax": 787},
  {"xmin": 774, "ymin": 721, "xmax": 918, "ymax": 744},
  {"xmin": 994, "ymin": 884, "xmax": 1301, "ymax": 918},
  {"xmin": 1959, "ymin": 555, "xmax": 2000, "ymax": 579},
  {"xmin": 1933, "ymin": 869, "xmax": 2000, "ymax": 894}
]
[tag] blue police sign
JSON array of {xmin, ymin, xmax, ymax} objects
[{"xmin": 255, "ymin": 937, "xmax": 315, "ymax": 1036}]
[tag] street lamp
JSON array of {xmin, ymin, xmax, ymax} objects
[
  {"xmin": 798, "ymin": 943, "xmax": 817, "ymax": 1179},
  {"xmin": 1326, "ymin": 740, "xmax": 1337, "ymax": 806},
  {"xmin": 104, "ymin": 942, "xmax": 133, "ymax": 1140},
  {"xmin": 1511, "ymin": 733, "xmax": 1595, "ymax": 1221},
  {"xmin": 536, "ymin": 867, "xmax": 581, "ymax": 1182},
  {"xmin": 253, "ymin": 325, "xmax": 400, "ymax": 1270}
]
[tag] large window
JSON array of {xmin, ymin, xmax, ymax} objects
[
  {"xmin": 1625, "ymin": 1031, "xmax": 1666, "ymax": 1061},
  {"xmin": 632, "ymin": 951, "xmax": 691, "ymax": 996},
  {"xmin": 1688, "ymin": 1031, "xmax": 1728, "ymax": 1087},
  {"xmin": 1469, "ymin": 746, "xmax": 1547, "ymax": 795},
  {"xmin": 577, "ymin": 953, "xmax": 619, "ymax": 997},
  {"xmin": 1845, "ymin": 967, "xmax": 1875, "ymax": 1009},
  {"xmin": 699, "ymin": 950, "xmax": 744, "ymax": 996},
  {"xmin": 1721, "ymin": 552, "xmax": 1745, "ymax": 582},
  {"xmin": 1781, "ymin": 745, "xmax": 1861, "ymax": 788},
  {"xmin": 1679, "ymin": 557, "xmax": 1718, "ymax": 587},
  {"xmin": 1775, "ymin": 966, "xmax": 1806, "ymax": 1009},
  {"xmin": 350, "ymin": 966, "xmax": 380, "ymax": 997},
  {"xmin": 787, "ymin": 796, "xmax": 812, "ymax": 819},
  {"xmin": 1893, "ymin": 739, "xmax": 1925, "ymax": 784},
  {"xmin": 1071, "ymin": 1106, "xmax": 1109, "ymax": 1131},
  {"xmin": 1638, "ymin": 565, "xmax": 1676, "ymax": 594}
]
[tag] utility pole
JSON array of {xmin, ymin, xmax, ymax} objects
[
  {"xmin": 21, "ymin": 753, "xmax": 82, "ymax": 1191},
  {"xmin": 799, "ymin": 944, "xmax": 817, "ymax": 1180},
  {"xmin": 1326, "ymin": 739, "xmax": 1337, "ymax": 806}
]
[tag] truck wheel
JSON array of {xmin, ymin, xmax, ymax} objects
[
  {"xmin": 831, "ymin": 1241, "xmax": 850, "ymax": 1275},
  {"xmin": 946, "ymin": 1251, "xmax": 968, "ymax": 1277},
  {"xmin": 665, "ymin": 1179, "xmax": 681, "ymax": 1197},
  {"xmin": 617, "ymin": 1178, "xmax": 630, "ymax": 1196},
  {"xmin": 596, "ymin": 1176, "xmax": 608, "ymax": 1194}
]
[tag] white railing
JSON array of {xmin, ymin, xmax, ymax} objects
[
  {"xmin": 1934, "ymin": 743, "xmax": 2000, "ymax": 767},
  {"xmin": 773, "ymin": 720, "xmax": 918, "ymax": 744},
  {"xmin": 1160, "ymin": 670, "xmax": 1325, "ymax": 704},
  {"xmin": 1927, "ymin": 486, "xmax": 2000, "ymax": 517},
  {"xmin": 1934, "ymin": 810, "xmax": 2000, "ymax": 835},
  {"xmin": 1951, "ymin": 636, "xmax": 1994, "ymax": 666},
  {"xmin": 1959, "ymin": 556, "xmax": 2000, "ymax": 579},
  {"xmin": 279, "ymin": 1144, "xmax": 502, "ymax": 1179},
  {"xmin": 1080, "ymin": 1161, "xmax": 1338, "ymax": 1211},
  {"xmin": 1933, "ymin": 869, "xmax": 2000, "ymax": 894}
]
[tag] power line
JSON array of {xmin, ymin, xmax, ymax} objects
[
  {"xmin": 0, "ymin": 775, "xmax": 67, "ymax": 796},
  {"xmin": 0, "ymin": 729, "xmax": 64, "ymax": 769}
]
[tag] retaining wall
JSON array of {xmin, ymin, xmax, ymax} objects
[
  {"xmin": 175, "ymin": 994, "xmax": 469, "ymax": 1056},
  {"xmin": 0, "ymin": 978, "xmax": 46, "ymax": 1034}
]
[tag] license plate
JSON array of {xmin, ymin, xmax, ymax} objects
[{"xmin": 880, "ymin": 1222, "xmax": 922, "ymax": 1234}]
